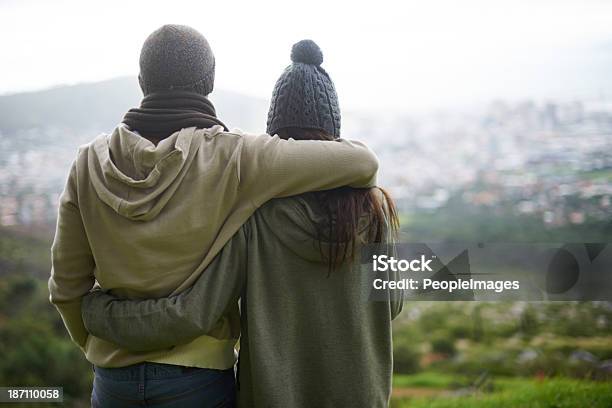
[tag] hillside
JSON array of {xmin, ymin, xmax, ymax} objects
[{"xmin": 0, "ymin": 77, "xmax": 270, "ymax": 135}]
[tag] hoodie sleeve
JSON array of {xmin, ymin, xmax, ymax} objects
[
  {"xmin": 80, "ymin": 223, "xmax": 248, "ymax": 352},
  {"xmin": 48, "ymin": 160, "xmax": 95, "ymax": 348},
  {"xmin": 239, "ymin": 134, "xmax": 378, "ymax": 206}
]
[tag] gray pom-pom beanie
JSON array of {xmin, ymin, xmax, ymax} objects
[
  {"xmin": 266, "ymin": 40, "xmax": 341, "ymax": 138},
  {"xmin": 138, "ymin": 24, "xmax": 215, "ymax": 96}
]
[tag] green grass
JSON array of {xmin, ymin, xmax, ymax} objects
[
  {"xmin": 393, "ymin": 372, "xmax": 466, "ymax": 389},
  {"xmin": 391, "ymin": 376, "xmax": 612, "ymax": 408}
]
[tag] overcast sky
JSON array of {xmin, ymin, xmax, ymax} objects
[{"xmin": 2, "ymin": 0, "xmax": 612, "ymax": 111}]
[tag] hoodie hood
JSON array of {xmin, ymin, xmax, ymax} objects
[
  {"xmin": 87, "ymin": 125, "xmax": 222, "ymax": 221},
  {"xmin": 255, "ymin": 195, "xmax": 355, "ymax": 264}
]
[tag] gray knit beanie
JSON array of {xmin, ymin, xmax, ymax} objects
[
  {"xmin": 266, "ymin": 40, "xmax": 341, "ymax": 138},
  {"xmin": 138, "ymin": 24, "xmax": 215, "ymax": 96}
]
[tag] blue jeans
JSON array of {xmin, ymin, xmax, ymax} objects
[{"xmin": 91, "ymin": 363, "xmax": 236, "ymax": 407}]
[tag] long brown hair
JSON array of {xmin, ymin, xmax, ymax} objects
[{"xmin": 276, "ymin": 127, "xmax": 400, "ymax": 273}]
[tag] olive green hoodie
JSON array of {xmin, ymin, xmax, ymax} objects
[{"xmin": 49, "ymin": 124, "xmax": 378, "ymax": 369}]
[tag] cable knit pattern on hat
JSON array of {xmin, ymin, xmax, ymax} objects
[{"xmin": 267, "ymin": 40, "xmax": 341, "ymax": 138}]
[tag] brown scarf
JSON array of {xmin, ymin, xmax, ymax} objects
[{"xmin": 123, "ymin": 91, "xmax": 228, "ymax": 141}]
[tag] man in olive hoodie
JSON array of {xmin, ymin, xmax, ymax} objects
[{"xmin": 48, "ymin": 25, "xmax": 377, "ymax": 381}]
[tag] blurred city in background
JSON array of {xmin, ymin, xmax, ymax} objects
[{"xmin": 1, "ymin": 77, "xmax": 610, "ymax": 238}]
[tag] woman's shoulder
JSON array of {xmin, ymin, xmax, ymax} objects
[
  {"xmin": 257, "ymin": 195, "xmax": 316, "ymax": 222},
  {"xmin": 253, "ymin": 195, "xmax": 326, "ymax": 236}
]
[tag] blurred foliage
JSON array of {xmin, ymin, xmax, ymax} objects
[
  {"xmin": 392, "ymin": 301, "xmax": 612, "ymax": 379},
  {"xmin": 0, "ymin": 261, "xmax": 92, "ymax": 406},
  {"xmin": 0, "ymin": 228, "xmax": 52, "ymax": 282},
  {"xmin": 393, "ymin": 326, "xmax": 422, "ymax": 375},
  {"xmin": 431, "ymin": 336, "xmax": 457, "ymax": 357},
  {"xmin": 401, "ymin": 194, "xmax": 612, "ymax": 242}
]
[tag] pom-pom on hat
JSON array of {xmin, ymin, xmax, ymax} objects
[
  {"xmin": 266, "ymin": 40, "xmax": 341, "ymax": 138},
  {"xmin": 290, "ymin": 39, "xmax": 324, "ymax": 65}
]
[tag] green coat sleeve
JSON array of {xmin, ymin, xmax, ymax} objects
[{"xmin": 81, "ymin": 224, "xmax": 249, "ymax": 352}]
